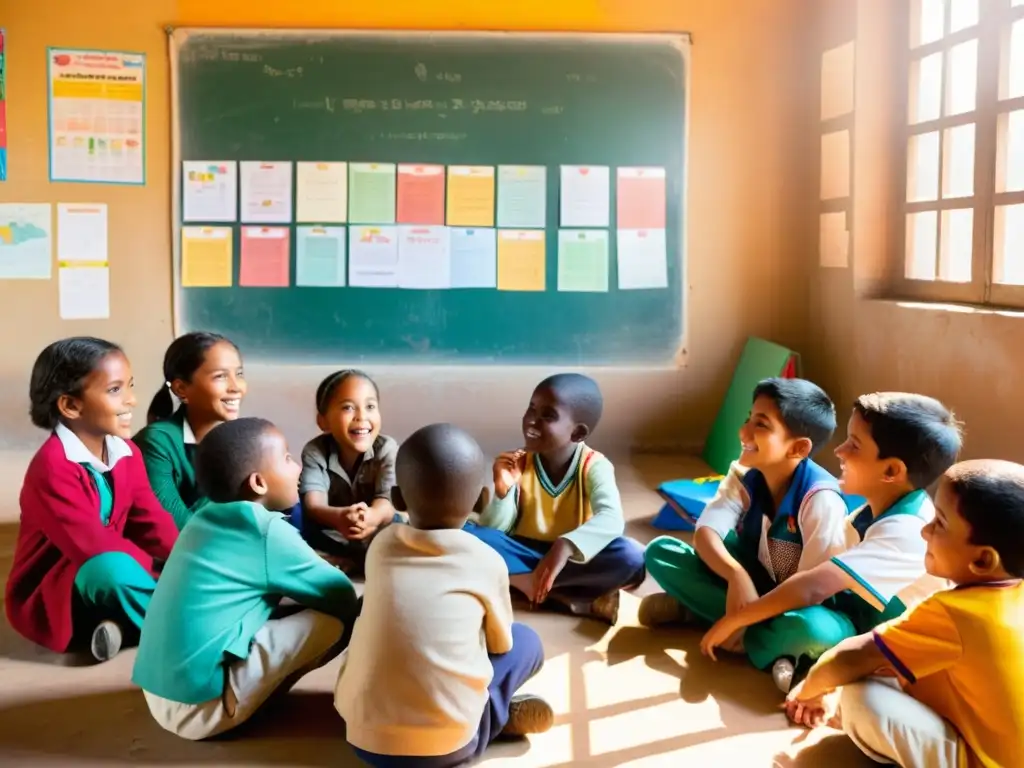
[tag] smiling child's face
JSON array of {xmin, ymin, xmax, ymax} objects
[
  {"xmin": 317, "ymin": 375, "xmax": 381, "ymax": 462},
  {"xmin": 254, "ymin": 427, "xmax": 302, "ymax": 511},
  {"xmin": 521, "ymin": 385, "xmax": 579, "ymax": 456},
  {"xmin": 174, "ymin": 341, "xmax": 246, "ymax": 424},
  {"xmin": 61, "ymin": 351, "xmax": 137, "ymax": 440},
  {"xmin": 737, "ymin": 395, "xmax": 799, "ymax": 470}
]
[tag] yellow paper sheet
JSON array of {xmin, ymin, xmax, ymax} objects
[
  {"xmin": 182, "ymin": 226, "xmax": 233, "ymax": 287},
  {"xmin": 447, "ymin": 166, "xmax": 495, "ymax": 227},
  {"xmin": 497, "ymin": 230, "xmax": 545, "ymax": 291}
]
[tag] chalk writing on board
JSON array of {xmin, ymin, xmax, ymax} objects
[
  {"xmin": 379, "ymin": 132, "xmax": 467, "ymax": 142},
  {"xmin": 435, "ymin": 72, "xmax": 462, "ymax": 83},
  {"xmin": 565, "ymin": 73, "xmax": 598, "ymax": 83},
  {"xmin": 219, "ymin": 51, "xmax": 262, "ymax": 63},
  {"xmin": 183, "ymin": 47, "xmax": 263, "ymax": 65},
  {"xmin": 541, "ymin": 106, "xmax": 565, "ymax": 115},
  {"xmin": 339, "ymin": 98, "xmax": 529, "ymax": 115},
  {"xmin": 264, "ymin": 64, "xmax": 303, "ymax": 78}
]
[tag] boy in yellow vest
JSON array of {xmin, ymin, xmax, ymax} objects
[
  {"xmin": 785, "ymin": 459, "xmax": 1024, "ymax": 768},
  {"xmin": 466, "ymin": 373, "xmax": 645, "ymax": 625}
]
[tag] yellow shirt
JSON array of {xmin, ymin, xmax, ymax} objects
[
  {"xmin": 873, "ymin": 580, "xmax": 1024, "ymax": 768},
  {"xmin": 514, "ymin": 444, "xmax": 602, "ymax": 542}
]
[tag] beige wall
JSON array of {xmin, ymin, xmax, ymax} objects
[
  {"xmin": 0, "ymin": 0, "xmax": 814, "ymax": 456},
  {"xmin": 805, "ymin": 0, "xmax": 1024, "ymax": 468}
]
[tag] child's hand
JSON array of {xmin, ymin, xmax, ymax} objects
[
  {"xmin": 700, "ymin": 614, "xmax": 743, "ymax": 660},
  {"xmin": 339, "ymin": 502, "xmax": 371, "ymax": 539},
  {"xmin": 532, "ymin": 538, "xmax": 574, "ymax": 605},
  {"xmin": 783, "ymin": 681, "xmax": 837, "ymax": 729},
  {"xmin": 493, "ymin": 450, "xmax": 526, "ymax": 499}
]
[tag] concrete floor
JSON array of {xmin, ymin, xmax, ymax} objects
[{"xmin": 0, "ymin": 451, "xmax": 870, "ymax": 767}]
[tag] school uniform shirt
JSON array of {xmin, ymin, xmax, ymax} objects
[
  {"xmin": 830, "ymin": 490, "xmax": 946, "ymax": 632},
  {"xmin": 336, "ymin": 524, "xmax": 514, "ymax": 757},
  {"xmin": 132, "ymin": 499, "xmax": 357, "ymax": 705},
  {"xmin": 133, "ymin": 407, "xmax": 200, "ymax": 530},
  {"xmin": 478, "ymin": 442, "xmax": 624, "ymax": 563},
  {"xmin": 299, "ymin": 433, "xmax": 397, "ymax": 508},
  {"xmin": 696, "ymin": 459, "xmax": 849, "ymax": 583},
  {"xmin": 872, "ymin": 580, "xmax": 1024, "ymax": 768},
  {"xmin": 5, "ymin": 424, "xmax": 178, "ymax": 652}
]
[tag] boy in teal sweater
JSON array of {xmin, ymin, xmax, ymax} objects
[{"xmin": 133, "ymin": 417, "xmax": 357, "ymax": 740}]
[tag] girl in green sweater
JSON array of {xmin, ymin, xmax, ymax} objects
[{"xmin": 134, "ymin": 332, "xmax": 247, "ymax": 530}]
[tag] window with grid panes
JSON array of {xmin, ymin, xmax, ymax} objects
[{"xmin": 897, "ymin": 0, "xmax": 1024, "ymax": 305}]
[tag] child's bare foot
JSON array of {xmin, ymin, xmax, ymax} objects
[
  {"xmin": 637, "ymin": 593, "xmax": 694, "ymax": 627},
  {"xmin": 501, "ymin": 694, "xmax": 554, "ymax": 737},
  {"xmin": 90, "ymin": 620, "xmax": 122, "ymax": 662},
  {"xmin": 509, "ymin": 572, "xmax": 534, "ymax": 600}
]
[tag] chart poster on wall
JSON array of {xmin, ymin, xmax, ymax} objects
[
  {"xmin": 47, "ymin": 48, "xmax": 145, "ymax": 185},
  {"xmin": 0, "ymin": 29, "xmax": 7, "ymax": 181},
  {"xmin": 0, "ymin": 203, "xmax": 52, "ymax": 279}
]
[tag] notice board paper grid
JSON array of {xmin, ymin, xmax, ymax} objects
[{"xmin": 170, "ymin": 29, "xmax": 690, "ymax": 364}]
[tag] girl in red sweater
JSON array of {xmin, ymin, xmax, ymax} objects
[{"xmin": 5, "ymin": 337, "xmax": 178, "ymax": 661}]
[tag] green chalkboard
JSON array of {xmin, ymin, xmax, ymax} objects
[{"xmin": 173, "ymin": 31, "xmax": 687, "ymax": 363}]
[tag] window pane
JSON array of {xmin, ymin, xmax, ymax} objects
[
  {"xmin": 1003, "ymin": 20, "xmax": 1024, "ymax": 100},
  {"xmin": 994, "ymin": 205, "xmax": 1024, "ymax": 285},
  {"xmin": 997, "ymin": 110, "xmax": 1024, "ymax": 193},
  {"xmin": 912, "ymin": 0, "xmax": 946, "ymax": 47},
  {"xmin": 906, "ymin": 211, "xmax": 938, "ymax": 279},
  {"xmin": 947, "ymin": 40, "xmax": 977, "ymax": 115},
  {"xmin": 943, "ymin": 123, "xmax": 975, "ymax": 198},
  {"xmin": 910, "ymin": 52, "xmax": 944, "ymax": 123},
  {"xmin": 908, "ymin": 131, "xmax": 941, "ymax": 201},
  {"xmin": 939, "ymin": 209, "xmax": 973, "ymax": 282},
  {"xmin": 949, "ymin": 0, "xmax": 978, "ymax": 32}
]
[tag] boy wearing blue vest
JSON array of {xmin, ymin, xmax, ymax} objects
[
  {"xmin": 133, "ymin": 417, "xmax": 358, "ymax": 740},
  {"xmin": 466, "ymin": 373, "xmax": 645, "ymax": 625},
  {"xmin": 698, "ymin": 392, "xmax": 961, "ymax": 693},
  {"xmin": 642, "ymin": 378, "xmax": 850, "ymax": 683}
]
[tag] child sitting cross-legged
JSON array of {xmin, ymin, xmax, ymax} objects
[
  {"xmin": 698, "ymin": 392, "xmax": 962, "ymax": 693},
  {"xmin": 336, "ymin": 423, "xmax": 553, "ymax": 767},
  {"xmin": 133, "ymin": 417, "xmax": 358, "ymax": 740},
  {"xmin": 785, "ymin": 459, "xmax": 1024, "ymax": 768},
  {"xmin": 641, "ymin": 378, "xmax": 849, "ymax": 676},
  {"xmin": 465, "ymin": 373, "xmax": 646, "ymax": 624}
]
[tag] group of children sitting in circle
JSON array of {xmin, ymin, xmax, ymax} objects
[{"xmin": 4, "ymin": 331, "xmax": 1021, "ymax": 768}]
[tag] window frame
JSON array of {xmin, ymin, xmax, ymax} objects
[{"xmin": 890, "ymin": 0, "xmax": 1024, "ymax": 308}]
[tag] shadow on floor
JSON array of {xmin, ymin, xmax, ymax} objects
[{"xmin": 0, "ymin": 689, "xmax": 358, "ymax": 765}]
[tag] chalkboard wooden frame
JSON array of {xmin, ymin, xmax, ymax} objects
[{"xmin": 169, "ymin": 29, "xmax": 692, "ymax": 365}]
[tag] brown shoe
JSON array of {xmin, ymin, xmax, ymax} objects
[
  {"xmin": 501, "ymin": 694, "xmax": 554, "ymax": 737},
  {"xmin": 637, "ymin": 593, "xmax": 693, "ymax": 628},
  {"xmin": 588, "ymin": 590, "xmax": 621, "ymax": 625}
]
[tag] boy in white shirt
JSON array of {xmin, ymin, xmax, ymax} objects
[
  {"xmin": 335, "ymin": 423, "xmax": 553, "ymax": 767},
  {"xmin": 699, "ymin": 392, "xmax": 962, "ymax": 693}
]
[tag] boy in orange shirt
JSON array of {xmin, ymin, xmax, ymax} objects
[{"xmin": 785, "ymin": 459, "xmax": 1024, "ymax": 768}]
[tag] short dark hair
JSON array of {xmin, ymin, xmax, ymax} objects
[
  {"xmin": 752, "ymin": 378, "xmax": 836, "ymax": 455},
  {"xmin": 854, "ymin": 392, "xmax": 962, "ymax": 489},
  {"xmin": 29, "ymin": 337, "xmax": 124, "ymax": 430},
  {"xmin": 149, "ymin": 332, "xmax": 240, "ymax": 423},
  {"xmin": 194, "ymin": 417, "xmax": 277, "ymax": 503},
  {"xmin": 535, "ymin": 373, "xmax": 604, "ymax": 430},
  {"xmin": 315, "ymin": 369, "xmax": 379, "ymax": 414},
  {"xmin": 396, "ymin": 423, "xmax": 485, "ymax": 519},
  {"xmin": 945, "ymin": 460, "xmax": 1024, "ymax": 578}
]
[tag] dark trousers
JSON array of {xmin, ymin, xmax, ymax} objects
[
  {"xmin": 464, "ymin": 523, "xmax": 646, "ymax": 602},
  {"xmin": 352, "ymin": 623, "xmax": 545, "ymax": 767}
]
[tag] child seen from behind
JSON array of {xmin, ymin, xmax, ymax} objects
[
  {"xmin": 133, "ymin": 417, "xmax": 358, "ymax": 740},
  {"xmin": 5, "ymin": 338, "xmax": 178, "ymax": 661},
  {"xmin": 336, "ymin": 423, "xmax": 552, "ymax": 767}
]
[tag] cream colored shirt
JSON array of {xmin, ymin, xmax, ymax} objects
[{"xmin": 335, "ymin": 524, "xmax": 514, "ymax": 757}]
